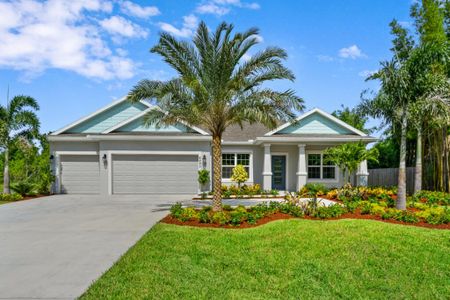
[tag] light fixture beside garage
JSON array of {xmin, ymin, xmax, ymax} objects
[{"xmin": 102, "ymin": 154, "xmax": 107, "ymax": 166}]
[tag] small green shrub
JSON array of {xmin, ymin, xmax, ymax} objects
[
  {"xmin": 198, "ymin": 210, "xmax": 211, "ymax": 223},
  {"xmin": 180, "ymin": 207, "xmax": 199, "ymax": 222},
  {"xmin": 413, "ymin": 190, "xmax": 450, "ymax": 206},
  {"xmin": 395, "ymin": 211, "xmax": 420, "ymax": 223},
  {"xmin": 299, "ymin": 183, "xmax": 329, "ymax": 197},
  {"xmin": 313, "ymin": 204, "xmax": 345, "ymax": 219},
  {"xmin": 223, "ymin": 190, "xmax": 232, "ymax": 198},
  {"xmin": 369, "ymin": 203, "xmax": 386, "ymax": 216},
  {"xmin": 197, "ymin": 169, "xmax": 210, "ymax": 186},
  {"xmin": 211, "ymin": 211, "xmax": 229, "ymax": 225},
  {"xmin": 343, "ymin": 200, "xmax": 359, "ymax": 213},
  {"xmin": 230, "ymin": 211, "xmax": 248, "ymax": 226},
  {"xmin": 359, "ymin": 201, "xmax": 372, "ymax": 215},
  {"xmin": 0, "ymin": 193, "xmax": 23, "ymax": 201},
  {"xmin": 11, "ymin": 181, "xmax": 36, "ymax": 196},
  {"xmin": 170, "ymin": 203, "xmax": 183, "ymax": 219}
]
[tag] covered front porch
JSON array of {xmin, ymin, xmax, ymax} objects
[{"xmin": 259, "ymin": 142, "xmax": 370, "ymax": 192}]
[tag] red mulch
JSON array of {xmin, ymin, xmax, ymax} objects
[
  {"xmin": 161, "ymin": 210, "xmax": 450, "ymax": 230},
  {"xmin": 21, "ymin": 194, "xmax": 50, "ymax": 201}
]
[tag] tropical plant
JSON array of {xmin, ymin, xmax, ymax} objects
[
  {"xmin": 323, "ymin": 142, "xmax": 379, "ymax": 184},
  {"xmin": 197, "ymin": 169, "xmax": 210, "ymax": 191},
  {"xmin": 231, "ymin": 164, "xmax": 248, "ymax": 188},
  {"xmin": 332, "ymin": 105, "xmax": 374, "ymax": 134},
  {"xmin": 0, "ymin": 95, "xmax": 40, "ymax": 194},
  {"xmin": 126, "ymin": 22, "xmax": 303, "ymax": 210}
]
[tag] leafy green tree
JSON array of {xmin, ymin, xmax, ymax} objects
[
  {"xmin": 0, "ymin": 95, "xmax": 40, "ymax": 194},
  {"xmin": 231, "ymin": 165, "xmax": 249, "ymax": 188},
  {"xmin": 127, "ymin": 22, "xmax": 303, "ymax": 211},
  {"xmin": 367, "ymin": 137, "xmax": 399, "ymax": 169},
  {"xmin": 323, "ymin": 142, "xmax": 379, "ymax": 185},
  {"xmin": 331, "ymin": 105, "xmax": 373, "ymax": 134}
]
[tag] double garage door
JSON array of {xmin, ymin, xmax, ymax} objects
[{"xmin": 60, "ymin": 154, "xmax": 198, "ymax": 194}]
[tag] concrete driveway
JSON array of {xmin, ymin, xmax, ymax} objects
[{"xmin": 0, "ymin": 194, "xmax": 188, "ymax": 300}]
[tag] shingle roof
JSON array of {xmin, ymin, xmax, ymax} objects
[{"xmin": 221, "ymin": 123, "xmax": 272, "ymax": 141}]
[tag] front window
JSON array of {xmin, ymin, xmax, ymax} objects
[
  {"xmin": 307, "ymin": 153, "xmax": 336, "ymax": 180},
  {"xmin": 222, "ymin": 153, "xmax": 250, "ymax": 179}
]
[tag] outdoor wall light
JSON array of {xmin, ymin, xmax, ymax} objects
[
  {"xmin": 102, "ymin": 154, "xmax": 107, "ymax": 165},
  {"xmin": 202, "ymin": 154, "xmax": 207, "ymax": 168},
  {"xmin": 49, "ymin": 155, "xmax": 54, "ymax": 160}
]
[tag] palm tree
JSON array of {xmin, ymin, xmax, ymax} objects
[
  {"xmin": 323, "ymin": 142, "xmax": 379, "ymax": 185},
  {"xmin": 127, "ymin": 22, "xmax": 303, "ymax": 211},
  {"xmin": 409, "ymin": 74, "xmax": 450, "ymax": 193},
  {"xmin": 0, "ymin": 95, "xmax": 40, "ymax": 194}
]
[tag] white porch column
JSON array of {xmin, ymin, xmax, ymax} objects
[
  {"xmin": 296, "ymin": 144, "xmax": 307, "ymax": 191},
  {"xmin": 262, "ymin": 143, "xmax": 272, "ymax": 191},
  {"xmin": 356, "ymin": 160, "xmax": 369, "ymax": 186}
]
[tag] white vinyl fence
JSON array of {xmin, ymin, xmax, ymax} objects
[{"xmin": 368, "ymin": 167, "xmax": 416, "ymax": 195}]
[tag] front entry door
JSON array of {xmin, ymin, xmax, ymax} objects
[{"xmin": 271, "ymin": 155, "xmax": 286, "ymax": 190}]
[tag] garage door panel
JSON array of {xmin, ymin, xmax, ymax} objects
[
  {"xmin": 60, "ymin": 155, "xmax": 100, "ymax": 194},
  {"xmin": 112, "ymin": 154, "xmax": 198, "ymax": 194}
]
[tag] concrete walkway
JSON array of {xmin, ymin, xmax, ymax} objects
[
  {"xmin": 185, "ymin": 197, "xmax": 338, "ymax": 208},
  {"xmin": 0, "ymin": 194, "xmax": 189, "ymax": 300}
]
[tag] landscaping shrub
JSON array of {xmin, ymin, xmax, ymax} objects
[
  {"xmin": 170, "ymin": 203, "xmax": 183, "ymax": 219},
  {"xmin": 199, "ymin": 210, "xmax": 211, "ymax": 223},
  {"xmin": 11, "ymin": 180, "xmax": 36, "ymax": 196},
  {"xmin": 222, "ymin": 204, "xmax": 233, "ymax": 211},
  {"xmin": 413, "ymin": 190, "xmax": 450, "ymax": 206},
  {"xmin": 180, "ymin": 207, "xmax": 199, "ymax": 222},
  {"xmin": 312, "ymin": 204, "xmax": 345, "ymax": 219},
  {"xmin": 0, "ymin": 193, "xmax": 23, "ymax": 201},
  {"xmin": 197, "ymin": 169, "xmax": 210, "ymax": 186},
  {"xmin": 299, "ymin": 183, "xmax": 329, "ymax": 197},
  {"xmin": 369, "ymin": 203, "xmax": 386, "ymax": 216},
  {"xmin": 270, "ymin": 189, "xmax": 279, "ymax": 196},
  {"xmin": 211, "ymin": 211, "xmax": 229, "ymax": 225},
  {"xmin": 416, "ymin": 206, "xmax": 449, "ymax": 225}
]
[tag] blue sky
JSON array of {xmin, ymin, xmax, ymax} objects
[{"xmin": 0, "ymin": 0, "xmax": 414, "ymax": 135}]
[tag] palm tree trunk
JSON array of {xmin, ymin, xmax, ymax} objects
[
  {"xmin": 3, "ymin": 147, "xmax": 10, "ymax": 194},
  {"xmin": 414, "ymin": 128, "xmax": 422, "ymax": 194},
  {"xmin": 397, "ymin": 107, "xmax": 407, "ymax": 210},
  {"xmin": 212, "ymin": 134, "xmax": 222, "ymax": 211}
]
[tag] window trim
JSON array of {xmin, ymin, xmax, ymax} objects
[
  {"xmin": 306, "ymin": 151, "xmax": 339, "ymax": 183},
  {"xmin": 221, "ymin": 151, "xmax": 253, "ymax": 183}
]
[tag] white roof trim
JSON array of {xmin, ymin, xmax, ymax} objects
[
  {"xmin": 51, "ymin": 97, "xmax": 152, "ymax": 135},
  {"xmin": 264, "ymin": 108, "xmax": 368, "ymax": 137},
  {"xmin": 255, "ymin": 136, "xmax": 377, "ymax": 144}
]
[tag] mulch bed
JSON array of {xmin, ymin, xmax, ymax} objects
[{"xmin": 161, "ymin": 210, "xmax": 450, "ymax": 230}]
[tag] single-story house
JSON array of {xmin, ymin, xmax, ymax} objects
[{"xmin": 48, "ymin": 97, "xmax": 377, "ymax": 195}]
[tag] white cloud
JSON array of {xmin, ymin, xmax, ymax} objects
[
  {"xmin": 196, "ymin": 3, "xmax": 230, "ymax": 15},
  {"xmin": 196, "ymin": 0, "xmax": 260, "ymax": 16},
  {"xmin": 0, "ymin": 0, "xmax": 145, "ymax": 80},
  {"xmin": 241, "ymin": 53, "xmax": 252, "ymax": 62},
  {"xmin": 254, "ymin": 34, "xmax": 263, "ymax": 42},
  {"xmin": 159, "ymin": 14, "xmax": 198, "ymax": 38},
  {"xmin": 338, "ymin": 45, "xmax": 366, "ymax": 59},
  {"xmin": 120, "ymin": 1, "xmax": 160, "ymax": 18},
  {"xmin": 358, "ymin": 69, "xmax": 377, "ymax": 78},
  {"xmin": 99, "ymin": 16, "xmax": 148, "ymax": 39}
]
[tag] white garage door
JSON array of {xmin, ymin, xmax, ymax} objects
[
  {"xmin": 60, "ymin": 155, "xmax": 100, "ymax": 194},
  {"xmin": 112, "ymin": 154, "xmax": 198, "ymax": 194}
]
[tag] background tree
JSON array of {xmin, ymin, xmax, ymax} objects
[
  {"xmin": 323, "ymin": 142, "xmax": 379, "ymax": 185},
  {"xmin": 127, "ymin": 22, "xmax": 303, "ymax": 211},
  {"xmin": 331, "ymin": 105, "xmax": 374, "ymax": 134},
  {"xmin": 0, "ymin": 95, "xmax": 40, "ymax": 194}
]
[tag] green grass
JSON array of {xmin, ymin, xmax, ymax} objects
[{"xmin": 82, "ymin": 219, "xmax": 450, "ymax": 299}]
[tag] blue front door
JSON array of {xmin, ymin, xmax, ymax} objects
[{"xmin": 271, "ymin": 155, "xmax": 286, "ymax": 190}]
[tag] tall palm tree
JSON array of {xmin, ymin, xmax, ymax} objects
[
  {"xmin": 363, "ymin": 60, "xmax": 413, "ymax": 210},
  {"xmin": 127, "ymin": 22, "xmax": 303, "ymax": 210},
  {"xmin": 0, "ymin": 95, "xmax": 40, "ymax": 194},
  {"xmin": 409, "ymin": 74, "xmax": 450, "ymax": 193}
]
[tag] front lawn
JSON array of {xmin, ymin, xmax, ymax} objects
[{"xmin": 82, "ymin": 219, "xmax": 450, "ymax": 299}]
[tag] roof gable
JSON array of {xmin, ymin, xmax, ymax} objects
[
  {"xmin": 266, "ymin": 108, "xmax": 367, "ymax": 137},
  {"xmin": 113, "ymin": 115, "xmax": 192, "ymax": 133}
]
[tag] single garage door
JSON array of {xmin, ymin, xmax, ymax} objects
[
  {"xmin": 60, "ymin": 155, "xmax": 100, "ymax": 194},
  {"xmin": 112, "ymin": 154, "xmax": 198, "ymax": 194}
]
